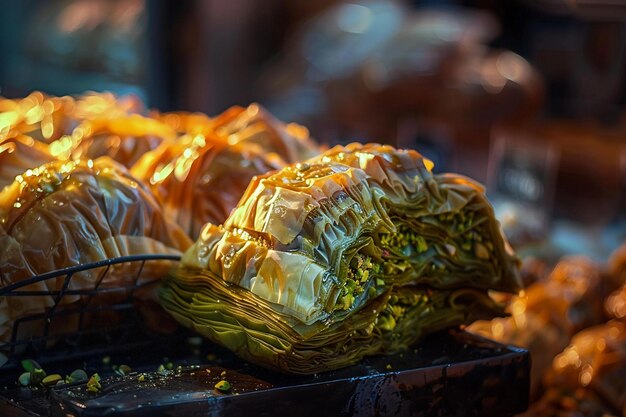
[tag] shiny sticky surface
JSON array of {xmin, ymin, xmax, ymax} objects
[
  {"xmin": 161, "ymin": 143, "xmax": 521, "ymax": 374},
  {"xmin": 132, "ymin": 104, "xmax": 320, "ymax": 239},
  {"xmin": 0, "ymin": 158, "xmax": 192, "ymax": 343}
]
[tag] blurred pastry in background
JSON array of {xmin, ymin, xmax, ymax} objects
[
  {"xmin": 522, "ymin": 320, "xmax": 626, "ymax": 417},
  {"xmin": 49, "ymin": 114, "xmax": 175, "ymax": 168},
  {"xmin": 156, "ymin": 104, "xmax": 320, "ymax": 163},
  {"xmin": 606, "ymin": 284, "xmax": 626, "ymax": 323},
  {"xmin": 608, "ymin": 240, "xmax": 626, "ymax": 288},
  {"xmin": 468, "ymin": 256, "xmax": 606, "ymax": 398},
  {"xmin": 518, "ymin": 255, "xmax": 550, "ymax": 288},
  {"xmin": 131, "ymin": 134, "xmax": 282, "ymax": 239},
  {"xmin": 0, "ymin": 91, "xmax": 145, "ymax": 144},
  {"xmin": 0, "ymin": 133, "xmax": 54, "ymax": 189},
  {"xmin": 207, "ymin": 104, "xmax": 320, "ymax": 163},
  {"xmin": 71, "ymin": 91, "xmax": 145, "ymax": 121},
  {"xmin": 605, "ymin": 242, "xmax": 626, "ymax": 322},
  {"xmin": 153, "ymin": 110, "xmax": 213, "ymax": 136},
  {"xmin": 0, "ymin": 92, "xmax": 75, "ymax": 143},
  {"xmin": 132, "ymin": 105, "xmax": 320, "ymax": 239}
]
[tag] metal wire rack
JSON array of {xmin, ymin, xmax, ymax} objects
[{"xmin": 0, "ymin": 254, "xmax": 181, "ymax": 364}]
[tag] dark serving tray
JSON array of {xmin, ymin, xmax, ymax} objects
[{"xmin": 0, "ymin": 330, "xmax": 529, "ymax": 417}]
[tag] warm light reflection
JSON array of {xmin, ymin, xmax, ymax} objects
[
  {"xmin": 496, "ymin": 52, "xmax": 527, "ymax": 83},
  {"xmin": 49, "ymin": 135, "xmax": 77, "ymax": 159},
  {"xmin": 606, "ymin": 288, "xmax": 626, "ymax": 318},
  {"xmin": 481, "ymin": 60, "xmax": 506, "ymax": 93},
  {"xmin": 0, "ymin": 112, "xmax": 19, "ymax": 131}
]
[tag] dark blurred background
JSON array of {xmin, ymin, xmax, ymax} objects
[{"xmin": 1, "ymin": 0, "xmax": 626, "ymax": 257}]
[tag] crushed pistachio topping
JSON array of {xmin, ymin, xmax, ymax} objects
[
  {"xmin": 376, "ymin": 291, "xmax": 428, "ymax": 334},
  {"xmin": 378, "ymin": 225, "xmax": 427, "ymax": 274},
  {"xmin": 437, "ymin": 211, "xmax": 494, "ymax": 259},
  {"xmin": 378, "ymin": 213, "xmax": 495, "ymax": 277},
  {"xmin": 337, "ymin": 253, "xmax": 378, "ymax": 310},
  {"xmin": 379, "ymin": 226, "xmax": 428, "ymax": 255}
]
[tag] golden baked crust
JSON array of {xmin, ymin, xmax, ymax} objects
[
  {"xmin": 0, "ymin": 157, "xmax": 192, "ymax": 343},
  {"xmin": 0, "ymin": 133, "xmax": 54, "ymax": 189},
  {"xmin": 132, "ymin": 104, "xmax": 321, "ymax": 239},
  {"xmin": 161, "ymin": 143, "xmax": 520, "ymax": 373},
  {"xmin": 49, "ymin": 115, "xmax": 175, "ymax": 168}
]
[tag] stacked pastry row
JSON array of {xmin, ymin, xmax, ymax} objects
[
  {"xmin": 160, "ymin": 143, "xmax": 521, "ymax": 373},
  {"xmin": 468, "ymin": 246, "xmax": 626, "ymax": 416},
  {"xmin": 0, "ymin": 91, "xmax": 320, "ymax": 343}
]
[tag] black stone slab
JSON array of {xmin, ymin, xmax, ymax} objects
[{"xmin": 0, "ymin": 330, "xmax": 530, "ymax": 417}]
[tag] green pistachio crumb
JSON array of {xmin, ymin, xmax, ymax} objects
[
  {"xmin": 214, "ymin": 380, "xmax": 231, "ymax": 392},
  {"xmin": 86, "ymin": 374, "xmax": 101, "ymax": 393},
  {"xmin": 415, "ymin": 236, "xmax": 428, "ymax": 253},
  {"xmin": 67, "ymin": 369, "xmax": 88, "ymax": 384},
  {"xmin": 18, "ymin": 372, "xmax": 30, "ymax": 387},
  {"xmin": 378, "ymin": 315, "xmax": 396, "ymax": 331},
  {"xmin": 42, "ymin": 374, "xmax": 63, "ymax": 386},
  {"xmin": 31, "ymin": 368, "xmax": 46, "ymax": 385},
  {"xmin": 20, "ymin": 359, "xmax": 41, "ymax": 373}
]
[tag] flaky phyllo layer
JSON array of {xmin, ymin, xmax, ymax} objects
[{"xmin": 161, "ymin": 143, "xmax": 521, "ymax": 373}]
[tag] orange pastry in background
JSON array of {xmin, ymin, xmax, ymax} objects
[
  {"xmin": 0, "ymin": 158, "xmax": 191, "ymax": 344},
  {"xmin": 49, "ymin": 114, "xmax": 175, "ymax": 168},
  {"xmin": 156, "ymin": 104, "xmax": 319, "ymax": 164},
  {"xmin": 0, "ymin": 91, "xmax": 145, "ymax": 144},
  {"xmin": 133, "ymin": 104, "xmax": 321, "ymax": 239},
  {"xmin": 0, "ymin": 133, "xmax": 54, "ymax": 190},
  {"xmin": 468, "ymin": 256, "xmax": 607, "ymax": 398},
  {"xmin": 132, "ymin": 133, "xmax": 283, "ymax": 239}
]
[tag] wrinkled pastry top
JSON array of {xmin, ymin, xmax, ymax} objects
[{"xmin": 183, "ymin": 143, "xmax": 520, "ymax": 325}]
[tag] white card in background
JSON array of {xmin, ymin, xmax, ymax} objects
[{"xmin": 487, "ymin": 128, "xmax": 560, "ymax": 246}]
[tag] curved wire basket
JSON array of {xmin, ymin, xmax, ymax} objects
[{"xmin": 0, "ymin": 254, "xmax": 181, "ymax": 363}]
